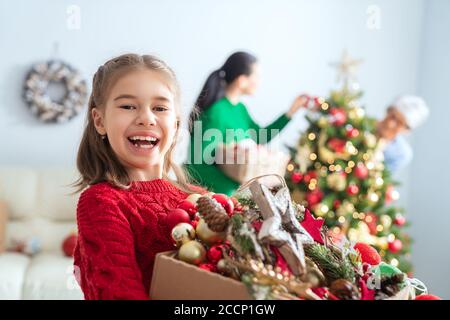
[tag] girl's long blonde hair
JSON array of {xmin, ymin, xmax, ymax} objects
[{"xmin": 72, "ymin": 53, "xmax": 196, "ymax": 194}]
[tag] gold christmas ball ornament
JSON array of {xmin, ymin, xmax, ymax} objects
[
  {"xmin": 364, "ymin": 132, "xmax": 377, "ymax": 149},
  {"xmin": 178, "ymin": 240, "xmax": 207, "ymax": 265},
  {"xmin": 348, "ymin": 107, "xmax": 365, "ymax": 122},
  {"xmin": 318, "ymin": 117, "xmax": 329, "ymax": 128},
  {"xmin": 313, "ymin": 204, "xmax": 329, "ymax": 217},
  {"xmin": 327, "ymin": 172, "xmax": 347, "ymax": 191},
  {"xmin": 171, "ymin": 223, "xmax": 196, "ymax": 247},
  {"xmin": 196, "ymin": 219, "xmax": 226, "ymax": 245},
  {"xmin": 380, "ymin": 215, "xmax": 392, "ymax": 228}
]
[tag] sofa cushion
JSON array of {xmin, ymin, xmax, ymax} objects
[
  {"xmin": 0, "ymin": 252, "xmax": 30, "ymax": 299},
  {"xmin": 35, "ymin": 167, "xmax": 79, "ymax": 222},
  {"xmin": 0, "ymin": 167, "xmax": 38, "ymax": 220},
  {"xmin": 22, "ymin": 253, "xmax": 83, "ymax": 300}
]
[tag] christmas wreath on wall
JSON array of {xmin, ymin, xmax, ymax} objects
[{"xmin": 23, "ymin": 60, "xmax": 87, "ymax": 123}]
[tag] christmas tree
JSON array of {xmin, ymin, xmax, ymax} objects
[{"xmin": 286, "ymin": 52, "xmax": 412, "ymax": 273}]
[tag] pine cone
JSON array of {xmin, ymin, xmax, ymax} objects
[
  {"xmin": 376, "ymin": 273, "xmax": 405, "ymax": 298},
  {"xmin": 329, "ymin": 279, "xmax": 361, "ymax": 300},
  {"xmin": 197, "ymin": 196, "xmax": 230, "ymax": 232}
]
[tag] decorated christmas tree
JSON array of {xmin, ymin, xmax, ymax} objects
[{"xmin": 285, "ymin": 52, "xmax": 412, "ymax": 273}]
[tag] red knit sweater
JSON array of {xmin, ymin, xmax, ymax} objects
[{"xmin": 73, "ymin": 179, "xmax": 198, "ymax": 300}]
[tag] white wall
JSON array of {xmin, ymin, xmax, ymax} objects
[
  {"xmin": 1, "ymin": 0, "xmax": 447, "ymax": 297},
  {"xmin": 408, "ymin": 0, "xmax": 450, "ymax": 299}
]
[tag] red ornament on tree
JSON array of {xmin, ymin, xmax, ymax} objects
[
  {"xmin": 303, "ymin": 171, "xmax": 317, "ymax": 184},
  {"xmin": 346, "ymin": 127, "xmax": 360, "ymax": 138},
  {"xmin": 394, "ymin": 215, "xmax": 406, "ymax": 226},
  {"xmin": 306, "ymin": 189, "xmax": 323, "ymax": 206},
  {"xmin": 347, "ymin": 184, "xmax": 359, "ymax": 196},
  {"xmin": 166, "ymin": 209, "xmax": 191, "ymax": 231},
  {"xmin": 300, "ymin": 209, "xmax": 324, "ymax": 244},
  {"xmin": 328, "ymin": 138, "xmax": 346, "ymax": 153},
  {"xmin": 62, "ymin": 233, "xmax": 77, "ymax": 257},
  {"xmin": 364, "ymin": 212, "xmax": 378, "ymax": 235},
  {"xmin": 354, "ymin": 243, "xmax": 381, "ymax": 266},
  {"xmin": 385, "ymin": 185, "xmax": 395, "ymax": 205},
  {"xmin": 329, "ymin": 107, "xmax": 347, "ymax": 126},
  {"xmin": 333, "ymin": 199, "xmax": 341, "ymax": 209},
  {"xmin": 291, "ymin": 172, "xmax": 303, "ymax": 184},
  {"xmin": 388, "ymin": 239, "xmax": 403, "ymax": 253},
  {"xmin": 354, "ymin": 163, "xmax": 369, "ymax": 179}
]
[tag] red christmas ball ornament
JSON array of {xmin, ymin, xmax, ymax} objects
[
  {"xmin": 333, "ymin": 199, "xmax": 341, "ymax": 209},
  {"xmin": 328, "ymin": 138, "xmax": 346, "ymax": 153},
  {"xmin": 364, "ymin": 212, "xmax": 378, "ymax": 235},
  {"xmin": 415, "ymin": 294, "xmax": 442, "ymax": 300},
  {"xmin": 388, "ymin": 239, "xmax": 403, "ymax": 253},
  {"xmin": 354, "ymin": 242, "xmax": 381, "ymax": 266},
  {"xmin": 190, "ymin": 220, "xmax": 198, "ymax": 229},
  {"xmin": 306, "ymin": 189, "xmax": 323, "ymax": 206},
  {"xmin": 394, "ymin": 215, "xmax": 406, "ymax": 226},
  {"xmin": 177, "ymin": 200, "xmax": 197, "ymax": 217},
  {"xmin": 166, "ymin": 209, "xmax": 191, "ymax": 231},
  {"xmin": 207, "ymin": 245, "xmax": 224, "ymax": 264},
  {"xmin": 330, "ymin": 107, "xmax": 347, "ymax": 126},
  {"xmin": 198, "ymin": 263, "xmax": 217, "ymax": 272},
  {"xmin": 354, "ymin": 163, "xmax": 369, "ymax": 179},
  {"xmin": 385, "ymin": 185, "xmax": 395, "ymax": 205},
  {"xmin": 62, "ymin": 233, "xmax": 78, "ymax": 257},
  {"xmin": 212, "ymin": 194, "xmax": 234, "ymax": 215},
  {"xmin": 346, "ymin": 127, "xmax": 360, "ymax": 138},
  {"xmin": 303, "ymin": 171, "xmax": 317, "ymax": 184},
  {"xmin": 291, "ymin": 172, "xmax": 303, "ymax": 184},
  {"xmin": 347, "ymin": 184, "xmax": 359, "ymax": 196}
]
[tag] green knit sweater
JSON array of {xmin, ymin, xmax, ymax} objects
[{"xmin": 185, "ymin": 97, "xmax": 291, "ymax": 195}]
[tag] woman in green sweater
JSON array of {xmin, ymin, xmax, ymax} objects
[{"xmin": 186, "ymin": 51, "xmax": 306, "ymax": 195}]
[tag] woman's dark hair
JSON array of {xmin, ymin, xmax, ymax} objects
[{"xmin": 189, "ymin": 51, "xmax": 257, "ymax": 131}]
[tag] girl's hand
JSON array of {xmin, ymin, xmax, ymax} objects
[{"xmin": 286, "ymin": 94, "xmax": 309, "ymax": 119}]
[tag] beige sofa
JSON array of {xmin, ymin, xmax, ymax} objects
[{"xmin": 0, "ymin": 167, "xmax": 83, "ymax": 300}]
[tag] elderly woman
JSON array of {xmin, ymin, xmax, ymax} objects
[{"xmin": 377, "ymin": 95, "xmax": 430, "ymax": 175}]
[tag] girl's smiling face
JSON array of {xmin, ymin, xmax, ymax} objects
[{"xmin": 92, "ymin": 68, "xmax": 178, "ymax": 180}]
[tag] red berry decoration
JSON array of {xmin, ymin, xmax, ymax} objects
[
  {"xmin": 166, "ymin": 208, "xmax": 191, "ymax": 231},
  {"xmin": 415, "ymin": 294, "xmax": 442, "ymax": 300},
  {"xmin": 388, "ymin": 239, "xmax": 403, "ymax": 253},
  {"xmin": 354, "ymin": 163, "xmax": 369, "ymax": 179},
  {"xmin": 291, "ymin": 172, "xmax": 303, "ymax": 184},
  {"xmin": 62, "ymin": 233, "xmax": 78, "ymax": 257},
  {"xmin": 207, "ymin": 245, "xmax": 223, "ymax": 264},
  {"xmin": 329, "ymin": 107, "xmax": 347, "ymax": 126},
  {"xmin": 347, "ymin": 184, "xmax": 359, "ymax": 196},
  {"xmin": 394, "ymin": 215, "xmax": 406, "ymax": 226},
  {"xmin": 177, "ymin": 200, "xmax": 197, "ymax": 217},
  {"xmin": 354, "ymin": 242, "xmax": 381, "ymax": 266},
  {"xmin": 333, "ymin": 199, "xmax": 341, "ymax": 209},
  {"xmin": 212, "ymin": 194, "xmax": 234, "ymax": 215}
]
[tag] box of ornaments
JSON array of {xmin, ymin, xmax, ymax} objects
[{"xmin": 150, "ymin": 175, "xmax": 439, "ymax": 300}]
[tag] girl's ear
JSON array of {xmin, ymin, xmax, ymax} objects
[{"xmin": 92, "ymin": 108, "xmax": 107, "ymax": 135}]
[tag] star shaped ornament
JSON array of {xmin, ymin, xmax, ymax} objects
[
  {"xmin": 330, "ymin": 50, "xmax": 363, "ymax": 91},
  {"xmin": 300, "ymin": 209, "xmax": 325, "ymax": 244}
]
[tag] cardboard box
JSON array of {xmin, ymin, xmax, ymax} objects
[{"xmin": 150, "ymin": 251, "xmax": 253, "ymax": 300}]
